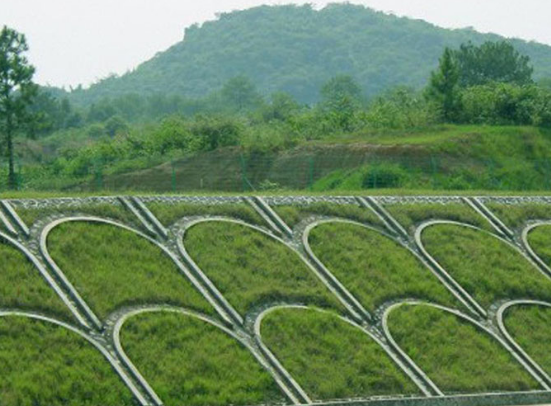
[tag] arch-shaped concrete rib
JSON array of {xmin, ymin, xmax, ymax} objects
[
  {"xmin": 303, "ymin": 218, "xmax": 475, "ymax": 320},
  {"xmin": 0, "ymin": 230, "xmax": 88, "ymax": 327},
  {"xmin": 113, "ymin": 306, "xmax": 302, "ymax": 406},
  {"xmin": 40, "ymin": 217, "xmax": 230, "ymax": 330},
  {"xmin": 382, "ymin": 301, "xmax": 551, "ymax": 393},
  {"xmin": 497, "ymin": 300, "xmax": 551, "ymax": 387},
  {"xmin": 414, "ymin": 220, "xmax": 550, "ymax": 317},
  {"xmin": 522, "ymin": 222, "xmax": 551, "ymax": 277},
  {"xmin": 0, "ymin": 310, "xmax": 149, "ymax": 406},
  {"xmin": 255, "ymin": 305, "xmax": 433, "ymax": 399},
  {"xmin": 178, "ymin": 217, "xmax": 364, "ymax": 323}
]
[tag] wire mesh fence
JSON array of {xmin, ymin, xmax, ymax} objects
[{"xmin": 5, "ymin": 152, "xmax": 551, "ymax": 193}]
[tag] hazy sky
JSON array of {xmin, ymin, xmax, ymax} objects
[{"xmin": 3, "ymin": 0, "xmax": 550, "ymax": 88}]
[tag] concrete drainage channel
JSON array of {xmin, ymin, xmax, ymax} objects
[{"xmin": 2, "ymin": 195, "xmax": 551, "ymax": 406}]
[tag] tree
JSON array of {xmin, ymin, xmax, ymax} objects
[
  {"xmin": 425, "ymin": 47, "xmax": 461, "ymax": 122},
  {"xmin": 320, "ymin": 75, "xmax": 363, "ymax": 130},
  {"xmin": 0, "ymin": 26, "xmax": 37, "ymax": 188},
  {"xmin": 220, "ymin": 76, "xmax": 263, "ymax": 112},
  {"xmin": 454, "ymin": 41, "xmax": 533, "ymax": 87}
]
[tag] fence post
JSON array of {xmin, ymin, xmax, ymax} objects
[
  {"xmin": 171, "ymin": 160, "xmax": 177, "ymax": 192},
  {"xmin": 240, "ymin": 154, "xmax": 248, "ymax": 192},
  {"xmin": 430, "ymin": 155, "xmax": 438, "ymax": 190},
  {"xmin": 95, "ymin": 160, "xmax": 103, "ymax": 191},
  {"xmin": 308, "ymin": 156, "xmax": 315, "ymax": 190}
]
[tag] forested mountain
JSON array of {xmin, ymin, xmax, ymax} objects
[{"xmin": 71, "ymin": 3, "xmax": 551, "ymax": 105}]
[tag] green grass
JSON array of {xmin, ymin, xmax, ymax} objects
[
  {"xmin": 486, "ymin": 203, "xmax": 551, "ymax": 229},
  {"xmin": 385, "ymin": 202, "xmax": 492, "ymax": 233},
  {"xmin": 387, "ymin": 304, "xmax": 539, "ymax": 394},
  {"xmin": 146, "ymin": 202, "xmax": 265, "ymax": 227},
  {"xmin": 274, "ymin": 202, "xmax": 384, "ymax": 229},
  {"xmin": 121, "ymin": 312, "xmax": 284, "ymax": 406},
  {"xmin": 527, "ymin": 225, "xmax": 551, "ymax": 266},
  {"xmin": 0, "ymin": 239, "xmax": 73, "ymax": 322},
  {"xmin": 504, "ymin": 304, "xmax": 551, "ymax": 374},
  {"xmin": 308, "ymin": 223, "xmax": 458, "ymax": 312},
  {"xmin": 184, "ymin": 221, "xmax": 342, "ymax": 315},
  {"xmin": 261, "ymin": 307, "xmax": 419, "ymax": 400},
  {"xmin": 0, "ymin": 316, "xmax": 136, "ymax": 406},
  {"xmin": 47, "ymin": 221, "xmax": 213, "ymax": 319},
  {"xmin": 15, "ymin": 203, "xmax": 139, "ymax": 229},
  {"xmin": 422, "ymin": 224, "xmax": 551, "ymax": 308}
]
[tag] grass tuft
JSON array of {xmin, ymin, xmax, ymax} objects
[
  {"xmin": 122, "ymin": 311, "xmax": 284, "ymax": 406},
  {"xmin": 527, "ymin": 225, "xmax": 551, "ymax": 266},
  {"xmin": 274, "ymin": 202, "xmax": 383, "ymax": 229},
  {"xmin": 48, "ymin": 221, "xmax": 213, "ymax": 319},
  {"xmin": 308, "ymin": 222, "xmax": 459, "ymax": 312},
  {"xmin": 422, "ymin": 224, "xmax": 551, "ymax": 308},
  {"xmin": 486, "ymin": 203, "xmax": 551, "ymax": 230},
  {"xmin": 0, "ymin": 316, "xmax": 136, "ymax": 405},
  {"xmin": 261, "ymin": 307, "xmax": 420, "ymax": 400},
  {"xmin": 184, "ymin": 221, "xmax": 342, "ymax": 315},
  {"xmin": 388, "ymin": 304, "xmax": 539, "ymax": 393},
  {"xmin": 0, "ymin": 239, "xmax": 73, "ymax": 321},
  {"xmin": 147, "ymin": 202, "xmax": 265, "ymax": 227}
]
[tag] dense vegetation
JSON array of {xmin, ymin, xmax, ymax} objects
[
  {"xmin": 0, "ymin": 240, "xmax": 72, "ymax": 321},
  {"xmin": 47, "ymin": 221, "xmax": 213, "ymax": 319},
  {"xmin": 387, "ymin": 304, "xmax": 539, "ymax": 393},
  {"xmin": 261, "ymin": 307, "xmax": 419, "ymax": 400},
  {"xmin": 384, "ymin": 202, "xmax": 492, "ymax": 233},
  {"xmin": 274, "ymin": 202, "xmax": 383, "ymax": 229},
  {"xmin": 183, "ymin": 221, "xmax": 342, "ymax": 315},
  {"xmin": 308, "ymin": 223, "xmax": 458, "ymax": 312},
  {"xmin": 4, "ymin": 4, "xmax": 551, "ymax": 192},
  {"xmin": 146, "ymin": 202, "xmax": 265, "ymax": 227},
  {"xmin": 0, "ymin": 316, "xmax": 136, "ymax": 405},
  {"xmin": 121, "ymin": 311, "xmax": 284, "ymax": 406},
  {"xmin": 421, "ymin": 224, "xmax": 551, "ymax": 308},
  {"xmin": 504, "ymin": 304, "xmax": 551, "ymax": 374}
]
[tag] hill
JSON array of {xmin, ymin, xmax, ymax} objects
[{"xmin": 71, "ymin": 3, "xmax": 551, "ymax": 104}]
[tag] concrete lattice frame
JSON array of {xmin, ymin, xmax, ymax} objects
[{"xmin": 3, "ymin": 195, "xmax": 551, "ymax": 406}]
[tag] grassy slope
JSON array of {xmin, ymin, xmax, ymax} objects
[
  {"xmin": 0, "ymin": 240, "xmax": 72, "ymax": 322},
  {"xmin": 15, "ymin": 203, "xmax": 139, "ymax": 229},
  {"xmin": 146, "ymin": 202, "xmax": 265, "ymax": 227},
  {"xmin": 385, "ymin": 202, "xmax": 493, "ymax": 233},
  {"xmin": 388, "ymin": 304, "xmax": 538, "ymax": 393},
  {"xmin": 422, "ymin": 224, "xmax": 551, "ymax": 308},
  {"xmin": 308, "ymin": 223, "xmax": 458, "ymax": 312},
  {"xmin": 487, "ymin": 203, "xmax": 551, "ymax": 229},
  {"xmin": 184, "ymin": 221, "xmax": 342, "ymax": 315},
  {"xmin": 504, "ymin": 304, "xmax": 551, "ymax": 374},
  {"xmin": 47, "ymin": 222, "xmax": 213, "ymax": 319},
  {"xmin": 261, "ymin": 308, "xmax": 419, "ymax": 400},
  {"xmin": 122, "ymin": 312, "xmax": 283, "ymax": 406},
  {"xmin": 527, "ymin": 225, "xmax": 551, "ymax": 266},
  {"xmin": 274, "ymin": 202, "xmax": 383, "ymax": 229},
  {"xmin": 0, "ymin": 316, "xmax": 135, "ymax": 406}
]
